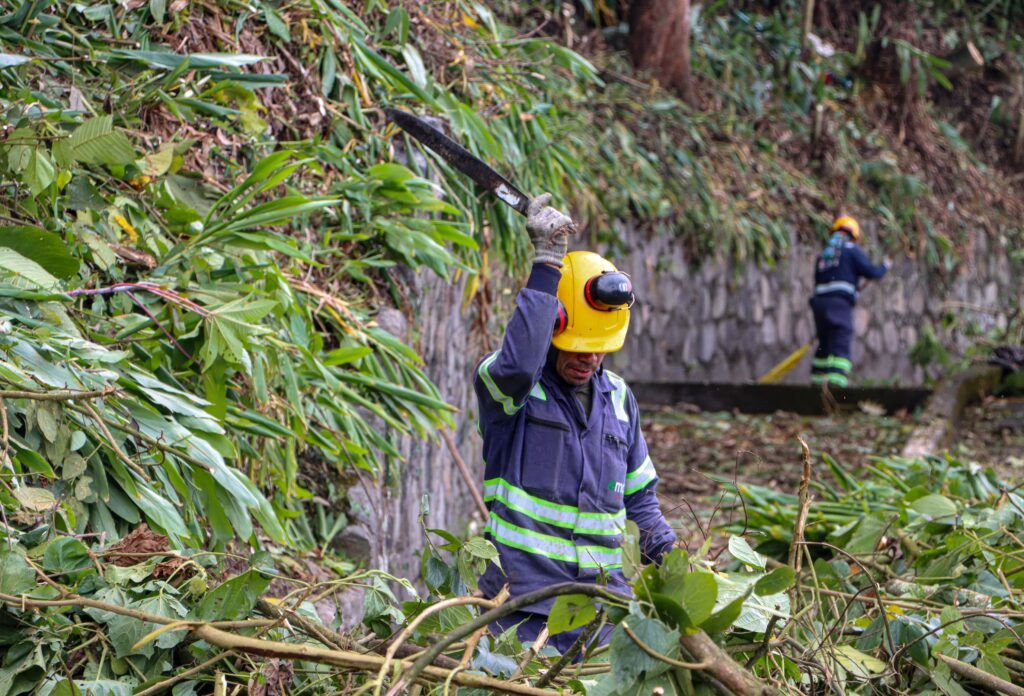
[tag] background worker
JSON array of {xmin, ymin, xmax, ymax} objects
[
  {"xmin": 474, "ymin": 194, "xmax": 676, "ymax": 653},
  {"xmin": 809, "ymin": 215, "xmax": 889, "ymax": 387}
]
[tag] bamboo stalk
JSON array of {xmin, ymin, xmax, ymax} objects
[{"xmin": 801, "ymin": 0, "xmax": 815, "ymax": 48}]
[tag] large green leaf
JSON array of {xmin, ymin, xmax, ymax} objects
[
  {"xmin": 0, "ymin": 548, "xmax": 36, "ymax": 594},
  {"xmin": 0, "ymin": 227, "xmax": 79, "ymax": 279},
  {"xmin": 63, "ymin": 116, "xmax": 136, "ymax": 167},
  {"xmin": 548, "ymin": 594, "xmax": 597, "ymax": 636},
  {"xmin": 194, "ymin": 569, "xmax": 272, "ymax": 621},
  {"xmin": 911, "ymin": 494, "xmax": 958, "ymax": 522},
  {"xmin": 0, "ymin": 248, "xmax": 62, "ymax": 290},
  {"xmin": 681, "ymin": 571, "xmax": 718, "ymax": 625},
  {"xmin": 714, "ymin": 572, "xmax": 790, "ymax": 633},
  {"xmin": 609, "ymin": 614, "xmax": 680, "ymax": 688}
]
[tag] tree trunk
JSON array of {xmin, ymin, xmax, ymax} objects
[{"xmin": 628, "ymin": 0, "xmax": 696, "ymax": 105}]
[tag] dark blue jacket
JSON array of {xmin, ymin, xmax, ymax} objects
[
  {"xmin": 474, "ymin": 264, "xmax": 676, "ymax": 611},
  {"xmin": 813, "ymin": 234, "xmax": 887, "ymax": 304}
]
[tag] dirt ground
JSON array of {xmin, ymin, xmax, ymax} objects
[
  {"xmin": 956, "ymin": 396, "xmax": 1024, "ymax": 478},
  {"xmin": 642, "ymin": 405, "xmax": 921, "ymax": 549}
]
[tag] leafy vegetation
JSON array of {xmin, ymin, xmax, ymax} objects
[
  {"xmin": 724, "ymin": 453, "xmax": 1024, "ymax": 695},
  {"xmin": 525, "ymin": 0, "xmax": 1024, "ymax": 265},
  {"xmin": 1, "ymin": 0, "xmax": 1023, "ymax": 694}
]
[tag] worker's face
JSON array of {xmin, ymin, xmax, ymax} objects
[{"xmin": 556, "ymin": 350, "xmax": 605, "ymax": 386}]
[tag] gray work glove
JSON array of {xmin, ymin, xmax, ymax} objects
[{"xmin": 526, "ymin": 192, "xmax": 575, "ymax": 267}]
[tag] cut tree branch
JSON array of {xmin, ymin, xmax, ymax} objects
[
  {"xmin": 191, "ymin": 623, "xmax": 559, "ymax": 696},
  {"xmin": 678, "ymin": 631, "xmax": 779, "ymax": 696},
  {"xmin": 0, "ymin": 387, "xmax": 120, "ymax": 401},
  {"xmin": 936, "ymin": 653, "xmax": 1024, "ymax": 696},
  {"xmin": 389, "ymin": 583, "xmax": 631, "ymax": 694}
]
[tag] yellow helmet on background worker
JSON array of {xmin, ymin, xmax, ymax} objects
[
  {"xmin": 832, "ymin": 215, "xmax": 861, "ymax": 241},
  {"xmin": 552, "ymin": 251, "xmax": 633, "ymax": 353}
]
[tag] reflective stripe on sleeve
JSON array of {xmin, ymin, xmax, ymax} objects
[
  {"xmin": 484, "ymin": 478, "xmax": 625, "ymax": 536},
  {"xmin": 477, "ymin": 352, "xmax": 522, "ymax": 416},
  {"xmin": 624, "ymin": 455, "xmax": 657, "ymax": 495}
]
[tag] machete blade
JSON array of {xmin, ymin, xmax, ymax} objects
[{"xmin": 385, "ymin": 107, "xmax": 532, "ymax": 216}]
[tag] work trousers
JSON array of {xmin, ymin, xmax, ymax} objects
[
  {"xmin": 809, "ymin": 294, "xmax": 854, "ymax": 387},
  {"xmin": 491, "ymin": 610, "xmax": 612, "ymax": 659}
]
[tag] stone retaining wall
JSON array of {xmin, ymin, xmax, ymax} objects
[{"xmin": 606, "ymin": 225, "xmax": 1022, "ymax": 386}]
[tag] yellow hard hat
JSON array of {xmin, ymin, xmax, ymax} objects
[
  {"xmin": 552, "ymin": 251, "xmax": 633, "ymax": 354},
  {"xmin": 832, "ymin": 215, "xmax": 861, "ymax": 241}
]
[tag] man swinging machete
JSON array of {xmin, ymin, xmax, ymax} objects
[{"xmin": 384, "ymin": 108, "xmax": 676, "ymax": 653}]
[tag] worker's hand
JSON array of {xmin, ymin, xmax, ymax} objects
[
  {"xmin": 526, "ymin": 192, "xmax": 575, "ymax": 268},
  {"xmin": 883, "ymin": 257, "xmax": 893, "ymax": 270}
]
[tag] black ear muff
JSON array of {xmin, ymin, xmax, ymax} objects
[
  {"xmin": 553, "ymin": 301, "xmax": 568, "ymax": 336},
  {"xmin": 584, "ymin": 272, "xmax": 635, "ymax": 311}
]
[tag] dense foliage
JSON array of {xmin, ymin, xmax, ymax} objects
[{"xmin": 1, "ymin": 0, "xmax": 1022, "ymax": 694}]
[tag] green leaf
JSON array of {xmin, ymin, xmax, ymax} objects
[
  {"xmin": 14, "ymin": 486, "xmax": 56, "ymax": 512},
  {"xmin": 16, "ymin": 448, "xmax": 55, "ymax": 478},
  {"xmin": 24, "ymin": 149, "xmax": 55, "ymax": 196},
  {"xmin": 0, "ymin": 54, "xmax": 31, "ymax": 69},
  {"xmin": 142, "ymin": 145, "xmax": 174, "ymax": 177},
  {"xmin": 401, "ymin": 44, "xmax": 428, "ymax": 88},
  {"xmin": 833, "ymin": 645, "xmax": 887, "ymax": 677},
  {"xmin": 367, "ymin": 162, "xmax": 415, "ymax": 184},
  {"xmin": 728, "ymin": 536, "xmax": 766, "ymax": 570},
  {"xmin": 324, "ymin": 346, "xmax": 372, "ymax": 366},
  {"xmin": 106, "ymin": 593, "xmax": 188, "ymax": 658},
  {"xmin": 548, "ymin": 594, "xmax": 597, "ymax": 635},
  {"xmin": 262, "ymin": 3, "xmax": 291, "ymax": 41},
  {"xmin": 846, "ymin": 514, "xmax": 889, "ymax": 554},
  {"xmin": 650, "ymin": 592, "xmax": 694, "ymax": 631},
  {"xmin": 47, "ymin": 679, "xmax": 82, "ymax": 696},
  {"xmin": 978, "ymin": 652, "xmax": 1013, "ymax": 683},
  {"xmin": 754, "ymin": 566, "xmax": 796, "ymax": 596},
  {"xmin": 43, "ymin": 537, "xmax": 92, "ymax": 574},
  {"xmin": 0, "ymin": 247, "xmax": 61, "ymax": 290},
  {"xmin": 195, "ymin": 569, "xmax": 272, "ymax": 620},
  {"xmin": 66, "ymin": 116, "xmax": 136, "ymax": 167},
  {"xmin": 462, "ymin": 536, "xmax": 499, "ymax": 561},
  {"xmin": 681, "ymin": 571, "xmax": 718, "ymax": 625},
  {"xmin": 911, "ymin": 494, "xmax": 958, "ymax": 522},
  {"xmin": 609, "ymin": 614, "xmax": 679, "ymax": 687},
  {"xmin": 714, "ymin": 573, "xmax": 790, "ymax": 633},
  {"xmin": 0, "ymin": 227, "xmax": 79, "ymax": 279},
  {"xmin": 700, "ymin": 590, "xmax": 748, "ymax": 634},
  {"xmin": 111, "ymin": 50, "xmax": 266, "ymax": 70},
  {"xmin": 0, "ymin": 548, "xmax": 36, "ymax": 594}
]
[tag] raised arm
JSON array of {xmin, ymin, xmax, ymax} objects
[
  {"xmin": 475, "ymin": 265, "xmax": 561, "ymax": 415},
  {"xmin": 474, "ymin": 193, "xmax": 575, "ymax": 417}
]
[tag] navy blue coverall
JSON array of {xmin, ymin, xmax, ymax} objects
[
  {"xmin": 809, "ymin": 233, "xmax": 887, "ymax": 386},
  {"xmin": 474, "ymin": 264, "xmax": 676, "ymax": 652}
]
